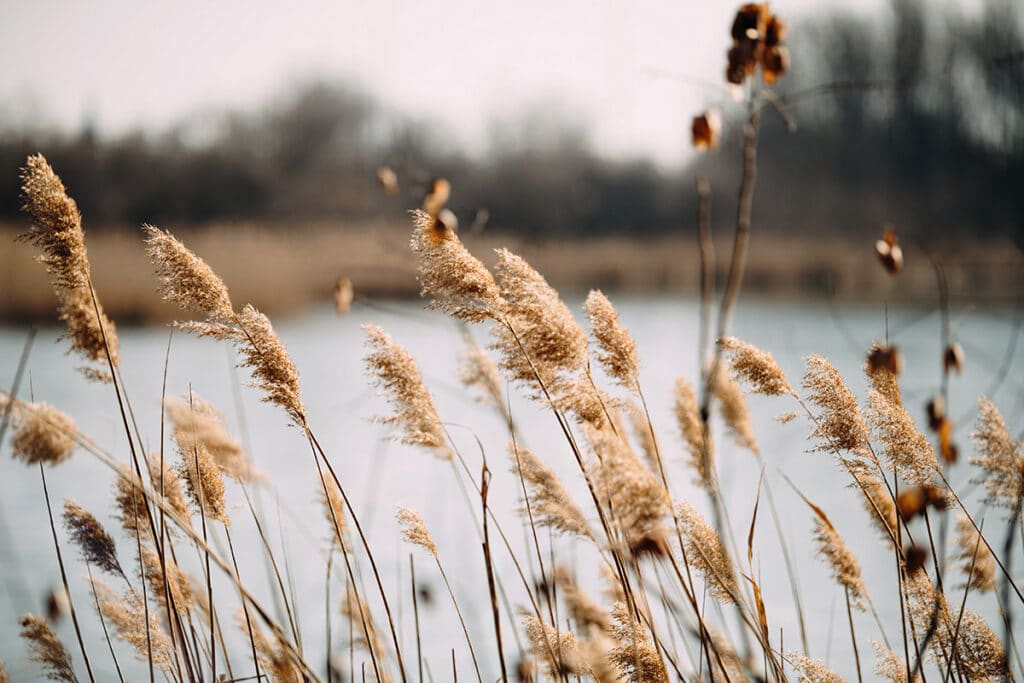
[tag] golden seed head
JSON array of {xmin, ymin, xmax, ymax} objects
[
  {"xmin": 674, "ymin": 377, "xmax": 714, "ymax": 491},
  {"xmin": 457, "ymin": 340, "xmax": 505, "ymax": 410},
  {"xmin": 786, "ymin": 651, "xmax": 844, "ymax": 682},
  {"xmin": 812, "ymin": 515, "xmax": 868, "ymax": 611},
  {"xmin": 395, "ymin": 506, "xmax": 437, "ymax": 557},
  {"xmin": 320, "ymin": 474, "xmax": 348, "ymax": 552},
  {"xmin": 675, "ymin": 501, "xmax": 737, "ymax": 604},
  {"xmin": 62, "ymin": 500, "xmax": 122, "ymax": 577},
  {"xmin": 713, "ymin": 362, "xmax": 758, "ymax": 454},
  {"xmin": 11, "ymin": 402, "xmax": 76, "ymax": 467},
  {"xmin": 177, "ymin": 439, "xmax": 229, "ymax": 526},
  {"xmin": 584, "ymin": 290, "xmax": 640, "ymax": 390},
  {"xmin": 593, "ymin": 429, "xmax": 670, "ymax": 554},
  {"xmin": 364, "ymin": 324, "xmax": 451, "ymax": 459},
  {"xmin": 873, "ymin": 640, "xmax": 917, "ymax": 682},
  {"xmin": 956, "ymin": 515, "xmax": 996, "ymax": 592},
  {"xmin": 608, "ymin": 603, "xmax": 668, "ymax": 683},
  {"xmin": 165, "ymin": 392, "xmax": 252, "ymax": 481},
  {"xmin": 510, "ymin": 444, "xmax": 591, "ymax": 539},
  {"xmin": 19, "ymin": 613, "xmax": 76, "ymax": 682},
  {"xmin": 90, "ymin": 579, "xmax": 174, "ymax": 672},
  {"xmin": 971, "ymin": 397, "xmax": 1024, "ymax": 510},
  {"xmin": 804, "ymin": 355, "xmax": 872, "ymax": 460},
  {"xmin": 867, "ymin": 388, "xmax": 940, "ymax": 486},
  {"xmin": 521, "ymin": 614, "xmax": 587, "ymax": 678},
  {"xmin": 143, "ymin": 224, "xmax": 235, "ymax": 320},
  {"xmin": 719, "ymin": 336, "xmax": 793, "ymax": 396}
]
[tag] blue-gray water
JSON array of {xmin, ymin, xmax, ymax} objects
[{"xmin": 1, "ymin": 297, "xmax": 1021, "ymax": 681}]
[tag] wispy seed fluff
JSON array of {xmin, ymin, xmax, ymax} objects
[
  {"xmin": 971, "ymin": 397, "xmax": 1024, "ymax": 510},
  {"xmin": 866, "ymin": 389, "xmax": 939, "ymax": 486},
  {"xmin": 320, "ymin": 474, "xmax": 348, "ymax": 552},
  {"xmin": 584, "ymin": 290, "xmax": 639, "ymax": 390},
  {"xmin": 608, "ymin": 603, "xmax": 668, "ymax": 683},
  {"xmin": 786, "ymin": 651, "xmax": 844, "ymax": 682},
  {"xmin": 165, "ymin": 392, "xmax": 252, "ymax": 481},
  {"xmin": 147, "ymin": 453, "xmax": 192, "ymax": 529},
  {"xmin": 492, "ymin": 248, "xmax": 589, "ymax": 389},
  {"xmin": 395, "ymin": 506, "xmax": 437, "ymax": 557},
  {"xmin": 955, "ymin": 515, "xmax": 996, "ymax": 592},
  {"xmin": 872, "ymin": 641, "xmax": 916, "ymax": 683},
  {"xmin": 553, "ymin": 567, "xmax": 611, "ymax": 633},
  {"xmin": 713, "ymin": 363, "xmax": 758, "ymax": 454},
  {"xmin": 10, "ymin": 402, "xmax": 76, "ymax": 466},
  {"xmin": 139, "ymin": 546, "xmax": 196, "ymax": 619},
  {"xmin": 592, "ymin": 429, "xmax": 671, "ymax": 554},
  {"xmin": 19, "ymin": 613, "xmax": 77, "ymax": 682},
  {"xmin": 803, "ymin": 355, "xmax": 871, "ymax": 458},
  {"xmin": 457, "ymin": 340, "xmax": 505, "ymax": 410},
  {"xmin": 812, "ymin": 514, "xmax": 868, "ymax": 611},
  {"xmin": 113, "ymin": 466, "xmax": 151, "ymax": 539},
  {"xmin": 62, "ymin": 500, "xmax": 123, "ymax": 578},
  {"xmin": 363, "ymin": 325, "xmax": 451, "ymax": 460},
  {"xmin": 510, "ymin": 445, "xmax": 592, "ymax": 539},
  {"xmin": 144, "ymin": 227, "xmax": 305, "ymax": 424},
  {"xmin": 521, "ymin": 614, "xmax": 587, "ymax": 678},
  {"xmin": 674, "ymin": 377, "xmax": 714, "ymax": 491},
  {"xmin": 675, "ymin": 501, "xmax": 738, "ymax": 604},
  {"xmin": 248, "ymin": 615, "xmax": 302, "ymax": 683},
  {"xmin": 719, "ymin": 336, "xmax": 793, "ymax": 396},
  {"xmin": 845, "ymin": 460, "xmax": 897, "ymax": 545},
  {"xmin": 176, "ymin": 439, "xmax": 229, "ymax": 525},
  {"xmin": 409, "ymin": 209, "xmax": 505, "ymax": 322},
  {"xmin": 90, "ymin": 580, "xmax": 174, "ymax": 672},
  {"xmin": 19, "ymin": 154, "xmax": 119, "ymax": 377}
]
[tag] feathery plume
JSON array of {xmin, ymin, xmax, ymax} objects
[
  {"xmin": 19, "ymin": 154, "xmax": 118, "ymax": 378},
  {"xmin": 62, "ymin": 500, "xmax": 123, "ymax": 577},
  {"xmin": 675, "ymin": 501, "xmax": 738, "ymax": 603},
  {"xmin": 457, "ymin": 340, "xmax": 505, "ymax": 410},
  {"xmin": 90, "ymin": 580, "xmax": 173, "ymax": 671},
  {"xmin": 786, "ymin": 651, "xmax": 844, "ymax": 682},
  {"xmin": 864, "ymin": 342, "xmax": 902, "ymax": 406},
  {"xmin": 145, "ymin": 227, "xmax": 305, "ymax": 424},
  {"xmin": 608, "ymin": 602, "xmax": 668, "ymax": 683},
  {"xmin": 706, "ymin": 627, "xmax": 746, "ymax": 682},
  {"xmin": 364, "ymin": 324, "xmax": 451, "ymax": 459},
  {"xmin": 320, "ymin": 475, "xmax": 348, "ymax": 552},
  {"xmin": 113, "ymin": 466, "xmax": 151, "ymax": 539},
  {"xmin": 971, "ymin": 397, "xmax": 1024, "ymax": 510},
  {"xmin": 803, "ymin": 355, "xmax": 871, "ymax": 458},
  {"xmin": 872, "ymin": 641, "xmax": 916, "ymax": 682},
  {"xmin": 674, "ymin": 377, "xmax": 714, "ymax": 491},
  {"xmin": 553, "ymin": 567, "xmax": 610, "ymax": 633},
  {"xmin": 521, "ymin": 614, "xmax": 587, "ymax": 677},
  {"xmin": 624, "ymin": 401, "xmax": 659, "ymax": 474},
  {"xmin": 953, "ymin": 609, "xmax": 1009, "ymax": 679},
  {"xmin": 177, "ymin": 440, "xmax": 229, "ymax": 525},
  {"xmin": 866, "ymin": 389, "xmax": 939, "ymax": 486},
  {"xmin": 395, "ymin": 506, "xmax": 437, "ymax": 557},
  {"xmin": 510, "ymin": 445, "xmax": 591, "ymax": 539},
  {"xmin": 713, "ymin": 363, "xmax": 758, "ymax": 454},
  {"xmin": 846, "ymin": 461, "xmax": 897, "ymax": 545},
  {"xmin": 584, "ymin": 290, "xmax": 640, "ymax": 390},
  {"xmin": 410, "ymin": 209, "xmax": 504, "ymax": 322},
  {"xmin": 142, "ymin": 224, "xmax": 234, "ymax": 321},
  {"xmin": 139, "ymin": 546, "xmax": 196, "ymax": 618},
  {"xmin": 492, "ymin": 248, "xmax": 589, "ymax": 388},
  {"xmin": 19, "ymin": 613, "xmax": 77, "ymax": 682},
  {"xmin": 340, "ymin": 591, "xmax": 389, "ymax": 677},
  {"xmin": 811, "ymin": 514, "xmax": 868, "ymax": 611},
  {"xmin": 10, "ymin": 403, "xmax": 76, "ymax": 466},
  {"xmin": 592, "ymin": 429, "xmax": 671, "ymax": 554},
  {"xmin": 719, "ymin": 336, "xmax": 793, "ymax": 396},
  {"xmin": 248, "ymin": 616, "xmax": 302, "ymax": 683},
  {"xmin": 165, "ymin": 392, "xmax": 252, "ymax": 481},
  {"xmin": 147, "ymin": 453, "xmax": 192, "ymax": 528},
  {"xmin": 955, "ymin": 515, "xmax": 996, "ymax": 592}
]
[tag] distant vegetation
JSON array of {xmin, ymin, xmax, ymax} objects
[{"xmin": 0, "ymin": 0, "xmax": 1021, "ymax": 247}]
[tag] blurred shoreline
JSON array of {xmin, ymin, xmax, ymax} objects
[{"xmin": 2, "ymin": 221, "xmax": 1021, "ymax": 325}]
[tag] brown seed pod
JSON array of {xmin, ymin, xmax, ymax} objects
[
  {"xmin": 422, "ymin": 177, "xmax": 451, "ymax": 218},
  {"xmin": 867, "ymin": 344, "xmax": 903, "ymax": 376},
  {"xmin": 691, "ymin": 108, "xmax": 722, "ymax": 150},
  {"xmin": 905, "ymin": 544, "xmax": 928, "ymax": 574},
  {"xmin": 875, "ymin": 228, "xmax": 904, "ymax": 275},
  {"xmin": 944, "ymin": 342, "xmax": 964, "ymax": 375},
  {"xmin": 926, "ymin": 394, "xmax": 946, "ymax": 431}
]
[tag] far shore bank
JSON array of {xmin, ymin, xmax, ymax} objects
[{"xmin": 2, "ymin": 221, "xmax": 1020, "ymax": 325}]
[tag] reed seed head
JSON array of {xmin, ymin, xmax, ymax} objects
[
  {"xmin": 786, "ymin": 651, "xmax": 844, "ymax": 682},
  {"xmin": 522, "ymin": 614, "xmax": 587, "ymax": 678},
  {"xmin": 510, "ymin": 445, "xmax": 591, "ymax": 539},
  {"xmin": 19, "ymin": 613, "xmax": 76, "ymax": 682},
  {"xmin": 147, "ymin": 453, "xmax": 192, "ymax": 530},
  {"xmin": 674, "ymin": 377, "xmax": 714, "ymax": 491},
  {"xmin": 872, "ymin": 641, "xmax": 916, "ymax": 682},
  {"xmin": 713, "ymin": 362, "xmax": 758, "ymax": 454},
  {"xmin": 395, "ymin": 506, "xmax": 437, "ymax": 557},
  {"xmin": 90, "ymin": 580, "xmax": 174, "ymax": 672},
  {"xmin": 971, "ymin": 397, "xmax": 1024, "ymax": 510},
  {"xmin": 11, "ymin": 403, "xmax": 76, "ymax": 467},
  {"xmin": 719, "ymin": 336, "xmax": 793, "ymax": 396},
  {"xmin": 320, "ymin": 474, "xmax": 348, "ymax": 552},
  {"xmin": 675, "ymin": 501, "xmax": 738, "ymax": 604},
  {"xmin": 812, "ymin": 515, "xmax": 868, "ymax": 611},
  {"xmin": 866, "ymin": 388, "xmax": 940, "ymax": 486},
  {"xmin": 364, "ymin": 324, "xmax": 451, "ymax": 459},
  {"xmin": 608, "ymin": 603, "xmax": 668, "ymax": 683},
  {"xmin": 165, "ymin": 392, "xmax": 252, "ymax": 481},
  {"xmin": 143, "ymin": 224, "xmax": 234, "ymax": 320},
  {"xmin": 803, "ymin": 355, "xmax": 872, "ymax": 459},
  {"xmin": 584, "ymin": 290, "xmax": 639, "ymax": 390},
  {"xmin": 955, "ymin": 515, "xmax": 996, "ymax": 592},
  {"xmin": 457, "ymin": 340, "xmax": 505, "ymax": 410},
  {"xmin": 177, "ymin": 440, "xmax": 229, "ymax": 525},
  {"xmin": 62, "ymin": 500, "xmax": 122, "ymax": 577},
  {"xmin": 410, "ymin": 209, "xmax": 504, "ymax": 323}
]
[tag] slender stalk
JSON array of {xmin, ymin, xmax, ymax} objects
[
  {"xmin": 845, "ymin": 587, "xmax": 863, "ymax": 683},
  {"xmin": 480, "ymin": 463, "xmax": 508, "ymax": 683},
  {"xmin": 85, "ymin": 563, "xmax": 125, "ymax": 683},
  {"xmin": 411, "ymin": 555, "xmax": 423, "ymax": 683}
]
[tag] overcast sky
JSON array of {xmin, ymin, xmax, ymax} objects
[{"xmin": 1, "ymin": 1, "xmax": 890, "ymax": 165}]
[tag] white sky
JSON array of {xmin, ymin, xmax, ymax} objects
[{"xmin": 0, "ymin": 1, "xmax": 887, "ymax": 165}]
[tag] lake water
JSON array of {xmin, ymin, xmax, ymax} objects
[{"xmin": 1, "ymin": 297, "xmax": 1021, "ymax": 681}]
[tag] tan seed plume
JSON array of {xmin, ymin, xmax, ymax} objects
[
  {"xmin": 584, "ymin": 290, "xmax": 640, "ymax": 391},
  {"xmin": 320, "ymin": 474, "xmax": 348, "ymax": 552},
  {"xmin": 113, "ymin": 465, "xmax": 151, "ymax": 539},
  {"xmin": 864, "ymin": 342, "xmax": 902, "ymax": 406},
  {"xmin": 165, "ymin": 392, "xmax": 252, "ymax": 481},
  {"xmin": 510, "ymin": 445, "xmax": 592, "ymax": 539},
  {"xmin": 90, "ymin": 580, "xmax": 173, "ymax": 672},
  {"xmin": 62, "ymin": 500, "xmax": 123, "ymax": 578},
  {"xmin": 866, "ymin": 389, "xmax": 939, "ymax": 486},
  {"xmin": 139, "ymin": 546, "xmax": 196, "ymax": 618},
  {"xmin": 19, "ymin": 613, "xmax": 77, "ymax": 682},
  {"xmin": 971, "ymin": 397, "xmax": 1024, "ymax": 510},
  {"xmin": 248, "ymin": 615, "xmax": 303, "ymax": 683},
  {"xmin": 812, "ymin": 515, "xmax": 868, "ymax": 611},
  {"xmin": 675, "ymin": 501, "xmax": 738, "ymax": 604},
  {"xmin": 364, "ymin": 324, "xmax": 451, "ymax": 459},
  {"xmin": 786, "ymin": 651, "xmax": 845, "ymax": 682},
  {"xmin": 147, "ymin": 453, "xmax": 192, "ymax": 530},
  {"xmin": 457, "ymin": 340, "xmax": 505, "ymax": 410},
  {"xmin": 713, "ymin": 363, "xmax": 758, "ymax": 454},
  {"xmin": 395, "ymin": 506, "xmax": 437, "ymax": 557},
  {"xmin": 674, "ymin": 377, "xmax": 714, "ymax": 491},
  {"xmin": 553, "ymin": 567, "xmax": 611, "ymax": 633},
  {"xmin": 521, "ymin": 614, "xmax": 587, "ymax": 678},
  {"xmin": 11, "ymin": 402, "xmax": 76, "ymax": 467},
  {"xmin": 608, "ymin": 602, "xmax": 668, "ymax": 683},
  {"xmin": 410, "ymin": 209, "xmax": 505, "ymax": 323},
  {"xmin": 803, "ymin": 355, "xmax": 871, "ymax": 459},
  {"xmin": 872, "ymin": 640, "xmax": 916, "ymax": 682},
  {"xmin": 142, "ymin": 224, "xmax": 234, "ymax": 321},
  {"xmin": 19, "ymin": 154, "xmax": 119, "ymax": 377},
  {"xmin": 955, "ymin": 515, "xmax": 996, "ymax": 592},
  {"xmin": 719, "ymin": 336, "xmax": 793, "ymax": 396},
  {"xmin": 177, "ymin": 440, "xmax": 229, "ymax": 525}
]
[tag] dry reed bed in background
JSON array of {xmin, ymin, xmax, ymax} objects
[
  {"xmin": 1, "ymin": 223, "xmax": 1020, "ymax": 324},
  {"xmin": 2, "ymin": 5, "xmax": 1023, "ymax": 682}
]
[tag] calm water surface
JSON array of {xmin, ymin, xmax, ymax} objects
[{"xmin": 1, "ymin": 297, "xmax": 1021, "ymax": 680}]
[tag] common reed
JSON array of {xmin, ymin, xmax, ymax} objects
[{"xmin": 6, "ymin": 7, "xmax": 1022, "ymax": 682}]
